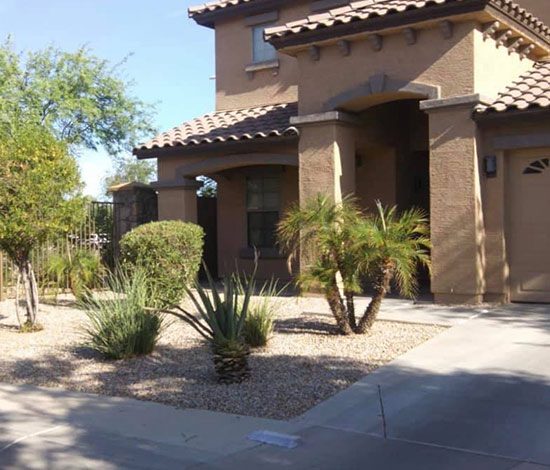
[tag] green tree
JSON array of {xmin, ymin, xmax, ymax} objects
[
  {"xmin": 0, "ymin": 40, "xmax": 155, "ymax": 156},
  {"xmin": 0, "ymin": 119, "xmax": 85, "ymax": 329},
  {"xmin": 102, "ymin": 157, "xmax": 156, "ymax": 196},
  {"xmin": 197, "ymin": 176, "xmax": 217, "ymax": 198},
  {"xmin": 277, "ymin": 197, "xmax": 430, "ymax": 335}
]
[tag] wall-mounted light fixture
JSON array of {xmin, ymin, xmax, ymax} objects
[{"xmin": 484, "ymin": 155, "xmax": 497, "ymax": 178}]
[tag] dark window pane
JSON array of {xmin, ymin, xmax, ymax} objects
[{"xmin": 247, "ymin": 211, "xmax": 279, "ymax": 248}]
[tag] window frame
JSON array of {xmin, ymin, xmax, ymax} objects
[
  {"xmin": 246, "ymin": 176, "xmax": 281, "ymax": 249},
  {"xmin": 251, "ymin": 22, "xmax": 278, "ymax": 64}
]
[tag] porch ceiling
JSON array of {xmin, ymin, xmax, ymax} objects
[{"xmin": 133, "ymin": 103, "xmax": 298, "ymax": 157}]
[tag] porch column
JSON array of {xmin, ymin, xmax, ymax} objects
[
  {"xmin": 290, "ymin": 111, "xmax": 357, "ymax": 203},
  {"xmin": 153, "ymin": 178, "xmax": 201, "ymax": 224},
  {"xmin": 421, "ymin": 95, "xmax": 488, "ymax": 304}
]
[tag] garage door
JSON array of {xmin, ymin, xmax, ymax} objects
[{"xmin": 508, "ymin": 151, "xmax": 550, "ymax": 302}]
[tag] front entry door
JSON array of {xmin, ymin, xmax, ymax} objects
[{"xmin": 508, "ymin": 150, "xmax": 550, "ymax": 302}]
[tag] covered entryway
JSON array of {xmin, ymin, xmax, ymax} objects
[{"xmin": 508, "ymin": 149, "xmax": 550, "ymax": 303}]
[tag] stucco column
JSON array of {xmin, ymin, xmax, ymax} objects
[
  {"xmin": 290, "ymin": 112, "xmax": 357, "ymax": 281},
  {"xmin": 153, "ymin": 178, "xmax": 201, "ymax": 224},
  {"xmin": 421, "ymin": 95, "xmax": 488, "ymax": 304},
  {"xmin": 290, "ymin": 111, "xmax": 357, "ymax": 203}
]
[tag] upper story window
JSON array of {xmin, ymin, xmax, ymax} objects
[
  {"xmin": 246, "ymin": 176, "xmax": 280, "ymax": 248},
  {"xmin": 252, "ymin": 24, "xmax": 278, "ymax": 63}
]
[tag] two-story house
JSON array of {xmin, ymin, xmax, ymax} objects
[{"xmin": 134, "ymin": 0, "xmax": 550, "ymax": 305}]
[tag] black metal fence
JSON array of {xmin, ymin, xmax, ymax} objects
[{"xmin": 0, "ymin": 201, "xmax": 120, "ymax": 300}]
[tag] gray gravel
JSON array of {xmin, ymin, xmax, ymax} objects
[{"xmin": 0, "ymin": 296, "xmax": 445, "ymax": 420}]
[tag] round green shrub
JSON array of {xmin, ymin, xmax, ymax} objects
[{"xmin": 120, "ymin": 221, "xmax": 204, "ymax": 306}]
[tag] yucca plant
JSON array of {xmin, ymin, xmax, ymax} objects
[
  {"xmin": 81, "ymin": 269, "xmax": 164, "ymax": 360},
  {"xmin": 166, "ymin": 267, "xmax": 256, "ymax": 384}
]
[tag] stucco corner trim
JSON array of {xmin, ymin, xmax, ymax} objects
[
  {"xmin": 420, "ymin": 93, "xmax": 492, "ymax": 112},
  {"xmin": 290, "ymin": 111, "xmax": 360, "ymax": 127},
  {"xmin": 151, "ymin": 178, "xmax": 202, "ymax": 191}
]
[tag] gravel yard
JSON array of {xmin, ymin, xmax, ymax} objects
[{"xmin": 0, "ymin": 296, "xmax": 445, "ymax": 420}]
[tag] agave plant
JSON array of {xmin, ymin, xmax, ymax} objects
[{"xmin": 166, "ymin": 268, "xmax": 256, "ymax": 384}]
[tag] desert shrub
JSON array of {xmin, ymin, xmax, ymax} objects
[
  {"xmin": 81, "ymin": 269, "xmax": 164, "ymax": 360},
  {"xmin": 242, "ymin": 280, "xmax": 281, "ymax": 348},
  {"xmin": 120, "ymin": 221, "xmax": 204, "ymax": 306}
]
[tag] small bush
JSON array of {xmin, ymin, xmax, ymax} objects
[
  {"xmin": 242, "ymin": 279, "xmax": 281, "ymax": 348},
  {"xmin": 120, "ymin": 221, "xmax": 204, "ymax": 306},
  {"xmin": 81, "ymin": 269, "xmax": 164, "ymax": 360},
  {"xmin": 243, "ymin": 308, "xmax": 274, "ymax": 348}
]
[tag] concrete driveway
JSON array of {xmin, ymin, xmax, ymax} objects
[
  {"xmin": 212, "ymin": 304, "xmax": 550, "ymax": 469},
  {"xmin": 1, "ymin": 301, "xmax": 549, "ymax": 469}
]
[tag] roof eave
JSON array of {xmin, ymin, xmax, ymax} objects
[
  {"xmin": 268, "ymin": 0, "xmax": 550, "ymax": 54},
  {"xmin": 133, "ymin": 134, "xmax": 299, "ymax": 159},
  {"xmin": 189, "ymin": 0, "xmax": 293, "ymax": 28},
  {"xmin": 473, "ymin": 106, "xmax": 550, "ymax": 123},
  {"xmin": 269, "ymin": 0, "xmax": 489, "ymax": 50}
]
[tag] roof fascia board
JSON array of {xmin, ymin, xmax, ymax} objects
[
  {"xmin": 134, "ymin": 135, "xmax": 299, "ymax": 159},
  {"xmin": 191, "ymin": 0, "xmax": 293, "ymax": 28},
  {"xmin": 473, "ymin": 107, "xmax": 550, "ymax": 123},
  {"xmin": 269, "ymin": 0, "xmax": 489, "ymax": 49},
  {"xmin": 484, "ymin": 4, "xmax": 550, "ymax": 50}
]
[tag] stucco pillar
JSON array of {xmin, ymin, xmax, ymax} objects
[
  {"xmin": 290, "ymin": 111, "xmax": 357, "ymax": 203},
  {"xmin": 153, "ymin": 178, "xmax": 201, "ymax": 224},
  {"xmin": 290, "ymin": 112, "xmax": 357, "ymax": 281},
  {"xmin": 421, "ymin": 95, "xmax": 487, "ymax": 304}
]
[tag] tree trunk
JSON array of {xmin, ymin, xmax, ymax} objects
[
  {"xmin": 345, "ymin": 290, "xmax": 357, "ymax": 330},
  {"xmin": 325, "ymin": 283, "xmax": 354, "ymax": 335},
  {"xmin": 18, "ymin": 260, "xmax": 39, "ymax": 327},
  {"xmin": 356, "ymin": 265, "xmax": 393, "ymax": 334}
]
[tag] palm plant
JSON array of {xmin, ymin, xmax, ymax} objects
[
  {"xmin": 355, "ymin": 202, "xmax": 431, "ymax": 333},
  {"xmin": 278, "ymin": 196, "xmax": 430, "ymax": 335},
  {"xmin": 277, "ymin": 195, "xmax": 364, "ymax": 335},
  {"xmin": 166, "ymin": 268, "xmax": 256, "ymax": 384}
]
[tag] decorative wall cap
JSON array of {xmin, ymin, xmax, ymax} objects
[
  {"xmin": 420, "ymin": 93, "xmax": 492, "ymax": 111},
  {"xmin": 108, "ymin": 181, "xmax": 156, "ymax": 193}
]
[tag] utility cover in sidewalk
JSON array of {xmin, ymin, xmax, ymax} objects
[{"xmin": 247, "ymin": 430, "xmax": 301, "ymax": 449}]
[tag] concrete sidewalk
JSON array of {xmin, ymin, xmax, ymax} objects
[
  {"xmin": 1, "ymin": 302, "xmax": 549, "ymax": 469},
  {"xmin": 0, "ymin": 384, "xmax": 301, "ymax": 469}
]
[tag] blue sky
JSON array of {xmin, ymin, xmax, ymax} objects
[{"xmin": 0, "ymin": 0, "xmax": 215, "ymax": 196}]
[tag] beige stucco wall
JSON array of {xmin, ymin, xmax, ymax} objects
[
  {"xmin": 214, "ymin": 1, "xmax": 311, "ymax": 111},
  {"xmin": 295, "ymin": 21, "xmax": 477, "ymax": 115},
  {"xmin": 216, "ymin": 165, "xmax": 299, "ymax": 280},
  {"xmin": 473, "ymin": 29, "xmax": 534, "ymax": 101}
]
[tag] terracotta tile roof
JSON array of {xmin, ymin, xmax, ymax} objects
[
  {"xmin": 135, "ymin": 103, "xmax": 298, "ymax": 153},
  {"xmin": 265, "ymin": 0, "xmax": 550, "ymax": 42},
  {"xmin": 188, "ymin": 0, "xmax": 253, "ymax": 18},
  {"xmin": 477, "ymin": 61, "xmax": 550, "ymax": 113}
]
